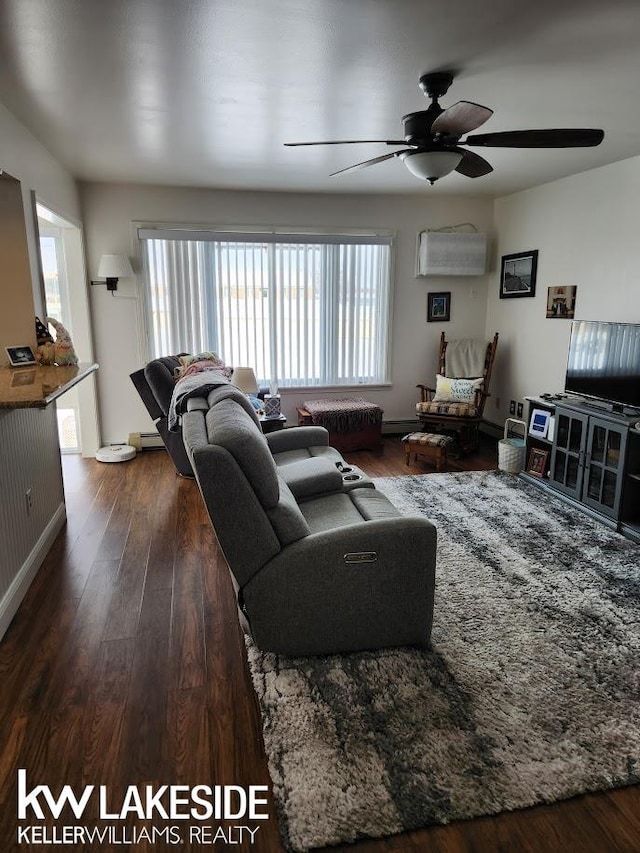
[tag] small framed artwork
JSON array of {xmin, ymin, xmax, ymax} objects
[
  {"xmin": 546, "ymin": 285, "xmax": 577, "ymax": 318},
  {"xmin": 427, "ymin": 291, "xmax": 451, "ymax": 322},
  {"xmin": 500, "ymin": 250, "xmax": 538, "ymax": 299},
  {"xmin": 527, "ymin": 447, "xmax": 549, "ymax": 478},
  {"xmin": 5, "ymin": 345, "xmax": 37, "ymax": 367}
]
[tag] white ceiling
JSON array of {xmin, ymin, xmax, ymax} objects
[{"xmin": 1, "ymin": 0, "xmax": 640, "ymax": 196}]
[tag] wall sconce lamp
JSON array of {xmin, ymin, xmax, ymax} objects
[{"xmin": 91, "ymin": 254, "xmax": 134, "ymax": 294}]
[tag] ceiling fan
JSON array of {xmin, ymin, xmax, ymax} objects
[{"xmin": 284, "ymin": 72, "xmax": 604, "ymax": 185}]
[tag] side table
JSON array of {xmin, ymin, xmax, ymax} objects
[{"xmin": 259, "ymin": 414, "xmax": 287, "ymax": 434}]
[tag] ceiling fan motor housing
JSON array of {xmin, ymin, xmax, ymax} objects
[{"xmin": 402, "ymin": 108, "xmax": 444, "ymax": 144}]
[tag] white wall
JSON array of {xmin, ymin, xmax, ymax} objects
[
  {"xmin": 487, "ymin": 155, "xmax": 640, "ymax": 428},
  {"xmin": 0, "ymin": 104, "xmax": 80, "ymax": 221},
  {"xmin": 0, "ymin": 103, "xmax": 81, "ymax": 639},
  {"xmin": 79, "ymin": 182, "xmax": 494, "ymax": 442},
  {"xmin": 0, "ymin": 103, "xmax": 81, "ymax": 313}
]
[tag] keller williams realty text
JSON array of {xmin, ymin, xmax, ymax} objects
[
  {"xmin": 18, "ymin": 826, "xmax": 261, "ymax": 845},
  {"xmin": 17, "ymin": 770, "xmax": 268, "ymax": 845}
]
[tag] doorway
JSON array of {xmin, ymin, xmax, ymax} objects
[{"xmin": 37, "ymin": 204, "xmax": 100, "ymax": 457}]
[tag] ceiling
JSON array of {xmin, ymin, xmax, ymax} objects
[{"xmin": 1, "ymin": 0, "xmax": 640, "ymax": 197}]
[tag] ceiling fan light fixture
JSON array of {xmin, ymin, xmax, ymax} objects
[{"xmin": 400, "ymin": 150, "xmax": 463, "ymax": 184}]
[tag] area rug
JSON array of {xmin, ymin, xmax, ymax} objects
[{"xmin": 245, "ymin": 471, "xmax": 640, "ymax": 851}]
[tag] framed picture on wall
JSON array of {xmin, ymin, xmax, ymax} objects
[
  {"xmin": 546, "ymin": 285, "xmax": 577, "ymax": 318},
  {"xmin": 427, "ymin": 291, "xmax": 451, "ymax": 322},
  {"xmin": 500, "ymin": 250, "xmax": 538, "ymax": 299}
]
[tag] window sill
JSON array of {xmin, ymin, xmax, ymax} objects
[{"xmin": 277, "ymin": 383, "xmax": 392, "ymax": 394}]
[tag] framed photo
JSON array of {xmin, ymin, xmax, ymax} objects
[
  {"xmin": 5, "ymin": 345, "xmax": 37, "ymax": 367},
  {"xmin": 546, "ymin": 285, "xmax": 577, "ymax": 318},
  {"xmin": 427, "ymin": 291, "xmax": 451, "ymax": 322},
  {"xmin": 500, "ymin": 250, "xmax": 538, "ymax": 299},
  {"xmin": 528, "ymin": 408, "xmax": 551, "ymax": 439},
  {"xmin": 527, "ymin": 447, "xmax": 549, "ymax": 478}
]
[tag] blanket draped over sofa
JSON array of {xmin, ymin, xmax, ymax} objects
[{"xmin": 167, "ymin": 370, "xmax": 230, "ymax": 431}]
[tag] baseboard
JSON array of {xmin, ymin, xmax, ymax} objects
[
  {"xmin": 0, "ymin": 502, "xmax": 66, "ymax": 641},
  {"xmin": 133, "ymin": 421, "xmax": 496, "ymax": 442},
  {"xmin": 383, "ymin": 419, "xmax": 502, "ymax": 439},
  {"xmin": 480, "ymin": 420, "xmax": 503, "ymax": 439}
]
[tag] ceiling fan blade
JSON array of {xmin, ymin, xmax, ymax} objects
[
  {"xmin": 285, "ymin": 139, "xmax": 412, "ymax": 147},
  {"xmin": 455, "ymin": 150, "xmax": 494, "ymax": 178},
  {"xmin": 330, "ymin": 151, "xmax": 411, "ymax": 176},
  {"xmin": 465, "ymin": 129, "xmax": 604, "ymax": 148},
  {"xmin": 431, "ymin": 101, "xmax": 493, "ymax": 137}
]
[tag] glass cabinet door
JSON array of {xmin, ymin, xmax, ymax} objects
[
  {"xmin": 582, "ymin": 419, "xmax": 627, "ymax": 517},
  {"xmin": 549, "ymin": 409, "xmax": 589, "ymax": 499}
]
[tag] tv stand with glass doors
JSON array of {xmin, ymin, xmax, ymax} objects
[{"xmin": 522, "ymin": 395, "xmax": 640, "ymax": 542}]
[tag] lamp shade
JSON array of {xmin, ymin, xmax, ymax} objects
[
  {"xmin": 400, "ymin": 150, "xmax": 463, "ymax": 184},
  {"xmin": 232, "ymin": 366, "xmax": 259, "ymax": 394},
  {"xmin": 98, "ymin": 254, "xmax": 134, "ymax": 278}
]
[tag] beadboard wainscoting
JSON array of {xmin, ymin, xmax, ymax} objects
[{"xmin": 0, "ymin": 406, "xmax": 65, "ymax": 639}]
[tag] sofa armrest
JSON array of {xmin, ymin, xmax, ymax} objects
[
  {"xmin": 243, "ymin": 517, "xmax": 437, "ymax": 655},
  {"xmin": 278, "ymin": 457, "xmax": 344, "ymax": 499},
  {"xmin": 265, "ymin": 425, "xmax": 330, "ymax": 454},
  {"xmin": 260, "ymin": 516, "xmax": 436, "ymax": 571}
]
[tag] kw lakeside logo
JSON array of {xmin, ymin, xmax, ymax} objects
[{"xmin": 17, "ymin": 770, "xmax": 269, "ymax": 846}]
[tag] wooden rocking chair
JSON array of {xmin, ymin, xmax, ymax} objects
[{"xmin": 416, "ymin": 331, "xmax": 499, "ymax": 454}]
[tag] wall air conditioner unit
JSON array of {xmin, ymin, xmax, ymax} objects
[{"xmin": 416, "ymin": 231, "xmax": 487, "ymax": 276}]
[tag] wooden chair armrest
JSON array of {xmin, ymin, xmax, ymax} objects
[
  {"xmin": 474, "ymin": 388, "xmax": 490, "ymax": 413},
  {"xmin": 416, "ymin": 384, "xmax": 436, "ymax": 402}
]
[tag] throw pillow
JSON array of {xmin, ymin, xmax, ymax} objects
[{"xmin": 432, "ymin": 374, "xmax": 483, "ymax": 403}]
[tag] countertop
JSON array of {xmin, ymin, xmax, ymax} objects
[{"xmin": 0, "ymin": 362, "xmax": 98, "ymax": 409}]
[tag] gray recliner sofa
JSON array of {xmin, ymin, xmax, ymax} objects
[
  {"xmin": 182, "ymin": 386, "xmax": 437, "ymax": 656},
  {"xmin": 130, "ymin": 353, "xmax": 194, "ymax": 477}
]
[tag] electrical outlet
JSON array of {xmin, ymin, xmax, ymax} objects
[
  {"xmin": 509, "ymin": 400, "xmax": 516, "ymax": 416},
  {"xmin": 516, "ymin": 402, "xmax": 524, "ymax": 418},
  {"xmin": 495, "ymin": 397, "xmax": 500, "ymax": 409},
  {"xmin": 25, "ymin": 488, "xmax": 33, "ymax": 515}
]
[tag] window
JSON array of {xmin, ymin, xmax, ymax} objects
[{"xmin": 139, "ymin": 229, "xmax": 393, "ymax": 387}]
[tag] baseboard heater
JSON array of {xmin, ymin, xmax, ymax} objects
[
  {"xmin": 131, "ymin": 423, "xmax": 494, "ymax": 445},
  {"xmin": 383, "ymin": 419, "xmax": 495, "ymax": 436},
  {"xmin": 381, "ymin": 419, "xmax": 422, "ymax": 435},
  {"xmin": 127, "ymin": 431, "xmax": 165, "ymax": 450}
]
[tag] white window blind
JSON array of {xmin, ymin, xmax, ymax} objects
[{"xmin": 139, "ymin": 229, "xmax": 392, "ymax": 387}]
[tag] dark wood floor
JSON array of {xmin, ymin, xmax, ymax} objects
[{"xmin": 0, "ymin": 436, "xmax": 638, "ymax": 852}]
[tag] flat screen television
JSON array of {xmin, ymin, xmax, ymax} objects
[{"xmin": 565, "ymin": 320, "xmax": 640, "ymax": 412}]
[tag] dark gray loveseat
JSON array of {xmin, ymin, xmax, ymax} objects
[{"xmin": 182, "ymin": 386, "xmax": 437, "ymax": 656}]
